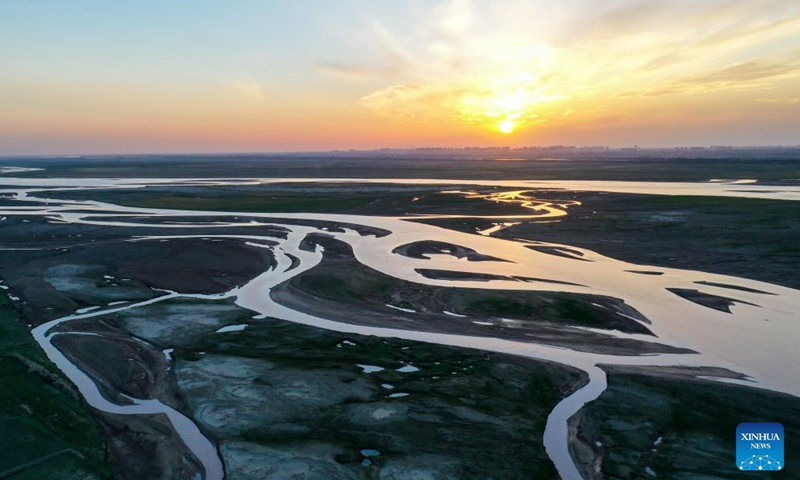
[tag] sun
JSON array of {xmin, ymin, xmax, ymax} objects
[
  {"xmin": 451, "ymin": 76, "xmax": 564, "ymax": 135},
  {"xmin": 497, "ymin": 118, "xmax": 516, "ymax": 134}
]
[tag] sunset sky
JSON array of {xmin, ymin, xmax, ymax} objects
[{"xmin": 2, "ymin": 0, "xmax": 800, "ymax": 155}]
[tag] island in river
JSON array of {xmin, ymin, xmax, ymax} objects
[{"xmin": 0, "ymin": 155, "xmax": 799, "ymax": 480}]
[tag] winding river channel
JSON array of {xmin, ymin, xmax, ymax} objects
[{"xmin": 2, "ymin": 174, "xmax": 800, "ymax": 480}]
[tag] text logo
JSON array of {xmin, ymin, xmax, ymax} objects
[{"xmin": 737, "ymin": 422, "xmax": 784, "ymax": 471}]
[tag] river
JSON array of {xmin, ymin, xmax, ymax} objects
[{"xmin": 2, "ymin": 174, "xmax": 799, "ymax": 480}]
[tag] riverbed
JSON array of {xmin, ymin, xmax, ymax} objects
[{"xmin": 2, "ymin": 174, "xmax": 799, "ymax": 480}]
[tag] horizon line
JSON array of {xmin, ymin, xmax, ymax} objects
[{"xmin": 3, "ymin": 144, "xmax": 800, "ymax": 160}]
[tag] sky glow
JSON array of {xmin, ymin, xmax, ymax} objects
[{"xmin": 1, "ymin": 0, "xmax": 799, "ymax": 154}]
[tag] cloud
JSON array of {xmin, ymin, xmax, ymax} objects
[
  {"xmin": 694, "ymin": 10, "xmax": 800, "ymax": 52},
  {"xmin": 323, "ymin": 0, "xmax": 800, "ymax": 132},
  {"xmin": 315, "ymin": 18, "xmax": 417, "ymax": 83},
  {"xmin": 314, "ymin": 57, "xmax": 406, "ymax": 82},
  {"xmin": 562, "ymin": 0, "xmax": 668, "ymax": 42},
  {"xmin": 315, "ymin": 60, "xmax": 375, "ymax": 81},
  {"xmin": 617, "ymin": 54, "xmax": 800, "ymax": 97},
  {"xmin": 757, "ymin": 97, "xmax": 800, "ymax": 104},
  {"xmin": 360, "ymin": 78, "xmax": 560, "ymax": 132},
  {"xmin": 433, "ymin": 0, "xmax": 475, "ymax": 36},
  {"xmin": 229, "ymin": 80, "xmax": 264, "ymax": 100},
  {"xmin": 369, "ymin": 18, "xmax": 416, "ymax": 71},
  {"xmin": 360, "ymin": 83, "xmax": 463, "ymax": 121}
]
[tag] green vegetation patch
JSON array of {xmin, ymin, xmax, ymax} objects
[
  {"xmin": 493, "ymin": 193, "xmax": 800, "ymax": 290},
  {"xmin": 292, "ymin": 248, "xmax": 651, "ymax": 334},
  {"xmin": 0, "ymin": 294, "xmax": 111, "ymax": 479},
  {"xmin": 578, "ymin": 368, "xmax": 800, "ymax": 479},
  {"xmin": 466, "ymin": 295, "xmax": 534, "ymax": 316},
  {"xmin": 40, "ymin": 184, "xmax": 532, "ymax": 216}
]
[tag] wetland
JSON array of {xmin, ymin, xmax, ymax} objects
[{"xmin": 1, "ymin": 158, "xmax": 799, "ymax": 479}]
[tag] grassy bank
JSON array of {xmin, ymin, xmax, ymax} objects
[
  {"xmin": 0, "ymin": 293, "xmax": 111, "ymax": 479},
  {"xmin": 577, "ymin": 367, "xmax": 800, "ymax": 479}
]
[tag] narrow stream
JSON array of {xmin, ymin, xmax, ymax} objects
[
  {"xmin": 32, "ymin": 294, "xmax": 228, "ymax": 480},
  {"xmin": 3, "ymin": 175, "xmax": 800, "ymax": 479}
]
